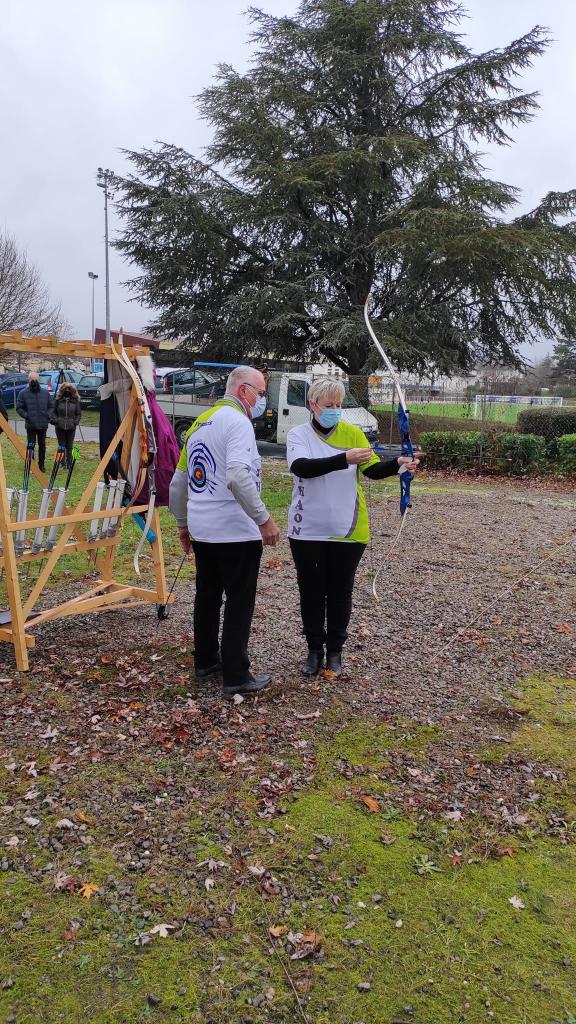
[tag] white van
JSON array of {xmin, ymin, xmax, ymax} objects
[
  {"xmin": 156, "ymin": 369, "xmax": 380, "ymax": 447},
  {"xmin": 258, "ymin": 371, "xmax": 379, "ymax": 445}
]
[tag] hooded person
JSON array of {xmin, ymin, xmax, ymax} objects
[
  {"xmin": 51, "ymin": 380, "xmax": 82, "ymax": 468},
  {"xmin": 16, "ymin": 371, "xmax": 54, "ymax": 472}
]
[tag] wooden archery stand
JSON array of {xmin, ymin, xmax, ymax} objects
[{"xmin": 0, "ymin": 331, "xmax": 171, "ymax": 671}]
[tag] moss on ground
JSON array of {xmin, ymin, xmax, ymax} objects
[{"xmin": 2, "ymin": 676, "xmax": 576, "ymax": 1022}]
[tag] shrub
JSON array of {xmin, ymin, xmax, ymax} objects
[
  {"xmin": 555, "ymin": 433, "xmax": 576, "ymax": 476},
  {"xmin": 420, "ymin": 430, "xmax": 546, "ymax": 473},
  {"xmin": 376, "ymin": 412, "xmax": 510, "ymax": 443},
  {"xmin": 419, "ymin": 430, "xmax": 486, "ymax": 468},
  {"xmin": 494, "ymin": 432, "xmax": 546, "ymax": 474},
  {"xmin": 516, "ymin": 407, "xmax": 576, "ymax": 443}
]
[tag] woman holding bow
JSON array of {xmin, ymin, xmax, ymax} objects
[{"xmin": 287, "ymin": 377, "xmax": 421, "ymax": 678}]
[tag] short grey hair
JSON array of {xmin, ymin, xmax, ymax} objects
[
  {"xmin": 226, "ymin": 365, "xmax": 257, "ymax": 391},
  {"xmin": 308, "ymin": 377, "xmax": 345, "ymax": 406}
]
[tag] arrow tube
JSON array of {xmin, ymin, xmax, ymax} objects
[
  {"xmin": 32, "ymin": 488, "xmax": 52, "ymax": 553},
  {"xmin": 0, "ymin": 489, "xmax": 15, "ymax": 555},
  {"xmin": 45, "ymin": 488, "xmax": 67, "ymax": 550},
  {"xmin": 101, "ymin": 481, "xmax": 117, "ymax": 537},
  {"xmin": 106, "ymin": 479, "xmax": 126, "ymax": 537},
  {"xmin": 89, "ymin": 482, "xmax": 105, "ymax": 541}
]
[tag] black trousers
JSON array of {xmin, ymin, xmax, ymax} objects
[
  {"xmin": 289, "ymin": 539, "xmax": 365, "ymax": 653},
  {"xmin": 192, "ymin": 540, "xmax": 263, "ymax": 687},
  {"xmin": 55, "ymin": 426, "xmax": 77, "ymax": 468},
  {"xmin": 26, "ymin": 427, "xmax": 47, "ymax": 470}
]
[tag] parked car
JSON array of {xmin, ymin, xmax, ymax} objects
[
  {"xmin": 0, "ymin": 373, "xmax": 29, "ymax": 408},
  {"xmin": 157, "ymin": 370, "xmax": 380, "ymax": 447},
  {"xmin": 154, "ymin": 366, "xmax": 187, "ymax": 390},
  {"xmin": 38, "ymin": 369, "xmax": 84, "ymax": 395},
  {"xmin": 76, "ymin": 374, "xmax": 104, "ymax": 408},
  {"xmin": 161, "ymin": 367, "xmax": 217, "ymax": 394}
]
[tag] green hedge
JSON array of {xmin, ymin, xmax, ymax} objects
[
  {"xmin": 420, "ymin": 430, "xmax": 546, "ymax": 473},
  {"xmin": 375, "ymin": 412, "xmax": 510, "ymax": 442},
  {"xmin": 555, "ymin": 433, "xmax": 576, "ymax": 475},
  {"xmin": 516, "ymin": 407, "xmax": 576, "ymax": 440}
]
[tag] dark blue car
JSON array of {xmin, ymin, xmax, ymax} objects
[{"xmin": 0, "ymin": 373, "xmax": 29, "ymax": 408}]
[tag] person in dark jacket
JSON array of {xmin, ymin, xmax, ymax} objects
[
  {"xmin": 51, "ymin": 380, "xmax": 81, "ymax": 468},
  {"xmin": 16, "ymin": 371, "xmax": 54, "ymax": 472},
  {"xmin": 0, "ymin": 393, "xmax": 8, "ymax": 433}
]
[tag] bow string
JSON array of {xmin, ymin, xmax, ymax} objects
[{"xmin": 363, "ymin": 296, "xmax": 416, "ymax": 600}]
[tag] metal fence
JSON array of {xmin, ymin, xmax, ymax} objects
[{"xmin": 346, "ymin": 374, "xmax": 576, "ymax": 472}]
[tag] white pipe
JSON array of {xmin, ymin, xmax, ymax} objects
[
  {"xmin": 89, "ymin": 481, "xmax": 105, "ymax": 541},
  {"xmin": 107, "ymin": 479, "xmax": 126, "ymax": 537},
  {"xmin": 0, "ymin": 488, "xmax": 15, "ymax": 554},
  {"xmin": 101, "ymin": 481, "xmax": 117, "ymax": 537},
  {"xmin": 15, "ymin": 489, "xmax": 29, "ymax": 555},
  {"xmin": 32, "ymin": 488, "xmax": 52, "ymax": 553},
  {"xmin": 45, "ymin": 488, "xmax": 67, "ymax": 550}
]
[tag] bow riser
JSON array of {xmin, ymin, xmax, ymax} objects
[{"xmin": 363, "ymin": 297, "xmax": 415, "ymax": 517}]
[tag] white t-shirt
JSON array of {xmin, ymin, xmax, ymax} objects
[
  {"xmin": 286, "ymin": 421, "xmax": 378, "ymax": 543},
  {"xmin": 180, "ymin": 401, "xmax": 262, "ymax": 543}
]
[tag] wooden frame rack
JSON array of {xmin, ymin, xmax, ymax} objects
[{"xmin": 0, "ymin": 331, "xmax": 170, "ymax": 670}]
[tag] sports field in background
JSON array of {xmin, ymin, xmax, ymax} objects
[{"xmin": 369, "ymin": 400, "xmax": 570, "ymax": 424}]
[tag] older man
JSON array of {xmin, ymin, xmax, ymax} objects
[
  {"xmin": 169, "ymin": 365, "xmax": 280, "ymax": 697},
  {"xmin": 16, "ymin": 371, "xmax": 53, "ymax": 472}
]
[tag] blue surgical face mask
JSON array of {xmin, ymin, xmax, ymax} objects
[
  {"xmin": 251, "ymin": 395, "xmax": 267, "ymax": 419},
  {"xmin": 318, "ymin": 407, "xmax": 342, "ymax": 428}
]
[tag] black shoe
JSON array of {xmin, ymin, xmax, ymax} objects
[
  {"xmin": 301, "ymin": 648, "xmax": 324, "ymax": 677},
  {"xmin": 39, "ymin": 465, "xmax": 46, "ymax": 473},
  {"xmin": 325, "ymin": 651, "xmax": 342, "ymax": 678},
  {"xmin": 223, "ymin": 673, "xmax": 272, "ymax": 697},
  {"xmin": 195, "ymin": 661, "xmax": 222, "ymax": 679}
]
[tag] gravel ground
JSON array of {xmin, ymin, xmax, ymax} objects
[{"xmin": 0, "ymin": 474, "xmax": 575, "ymax": 874}]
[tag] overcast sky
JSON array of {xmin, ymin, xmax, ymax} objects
[{"xmin": 2, "ymin": 0, "xmax": 575, "ymax": 362}]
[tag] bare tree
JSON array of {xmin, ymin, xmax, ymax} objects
[{"xmin": 0, "ymin": 232, "xmax": 65, "ymax": 336}]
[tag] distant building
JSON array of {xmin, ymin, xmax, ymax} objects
[{"xmin": 94, "ymin": 328, "xmax": 162, "ymax": 350}]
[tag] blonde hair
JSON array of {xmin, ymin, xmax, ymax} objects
[{"xmin": 308, "ymin": 377, "xmax": 345, "ymax": 406}]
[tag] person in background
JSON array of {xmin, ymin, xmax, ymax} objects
[
  {"xmin": 287, "ymin": 377, "xmax": 422, "ymax": 679},
  {"xmin": 169, "ymin": 365, "xmax": 280, "ymax": 698},
  {"xmin": 0, "ymin": 392, "xmax": 8, "ymax": 433},
  {"xmin": 51, "ymin": 379, "xmax": 82, "ymax": 468},
  {"xmin": 16, "ymin": 371, "xmax": 53, "ymax": 472}
]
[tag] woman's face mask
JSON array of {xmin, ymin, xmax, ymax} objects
[{"xmin": 312, "ymin": 401, "xmax": 342, "ymax": 428}]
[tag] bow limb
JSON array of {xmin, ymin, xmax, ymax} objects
[
  {"xmin": 363, "ymin": 295, "xmax": 415, "ymax": 600},
  {"xmin": 110, "ymin": 334, "xmax": 158, "ymax": 575},
  {"xmin": 363, "ymin": 297, "xmax": 409, "ymax": 414}
]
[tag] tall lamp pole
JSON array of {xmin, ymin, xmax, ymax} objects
[
  {"xmin": 96, "ymin": 168, "xmax": 113, "ymax": 344},
  {"xmin": 88, "ymin": 271, "xmax": 98, "ymax": 341}
]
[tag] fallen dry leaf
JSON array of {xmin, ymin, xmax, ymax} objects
[
  {"xmin": 268, "ymin": 925, "xmax": 288, "ymax": 938},
  {"xmin": 77, "ymin": 882, "xmax": 99, "ymax": 900},
  {"xmin": 149, "ymin": 923, "xmax": 175, "ymax": 938},
  {"xmin": 360, "ymin": 795, "xmax": 381, "ymax": 813}
]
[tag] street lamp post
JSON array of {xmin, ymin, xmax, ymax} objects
[
  {"xmin": 96, "ymin": 168, "xmax": 113, "ymax": 345},
  {"xmin": 88, "ymin": 271, "xmax": 98, "ymax": 342}
]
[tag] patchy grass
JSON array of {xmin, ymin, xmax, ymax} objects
[
  {"xmin": 2, "ymin": 674, "xmax": 576, "ymax": 1022},
  {"xmin": 0, "ymin": 443, "xmax": 298, "ymax": 610}
]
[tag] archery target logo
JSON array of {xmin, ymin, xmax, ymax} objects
[{"xmin": 188, "ymin": 441, "xmax": 217, "ymax": 495}]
